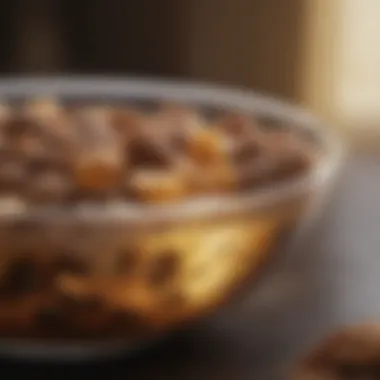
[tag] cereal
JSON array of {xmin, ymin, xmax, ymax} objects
[{"xmin": 0, "ymin": 100, "xmax": 314, "ymax": 205}]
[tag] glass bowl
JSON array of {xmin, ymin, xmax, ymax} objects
[{"xmin": 0, "ymin": 77, "xmax": 344, "ymax": 360}]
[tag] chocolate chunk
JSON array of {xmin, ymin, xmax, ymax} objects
[
  {"xmin": 0, "ymin": 259, "xmax": 38, "ymax": 296},
  {"xmin": 128, "ymin": 137, "xmax": 173, "ymax": 168},
  {"xmin": 147, "ymin": 251, "xmax": 179, "ymax": 286}
]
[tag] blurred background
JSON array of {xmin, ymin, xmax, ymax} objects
[{"xmin": 0, "ymin": 0, "xmax": 378, "ymax": 145}]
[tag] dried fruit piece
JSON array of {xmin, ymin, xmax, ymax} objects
[
  {"xmin": 189, "ymin": 164, "xmax": 236, "ymax": 194},
  {"xmin": 73, "ymin": 154, "xmax": 122, "ymax": 192},
  {"xmin": 128, "ymin": 170, "xmax": 187, "ymax": 202},
  {"xmin": 72, "ymin": 108, "xmax": 124, "ymax": 191},
  {"xmin": 187, "ymin": 129, "xmax": 228, "ymax": 167}
]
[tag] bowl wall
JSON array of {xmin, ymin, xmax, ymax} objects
[{"xmin": 0, "ymin": 77, "xmax": 345, "ymax": 359}]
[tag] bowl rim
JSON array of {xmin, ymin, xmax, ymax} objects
[{"xmin": 0, "ymin": 76, "xmax": 346, "ymax": 228}]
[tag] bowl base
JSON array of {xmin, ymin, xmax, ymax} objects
[{"xmin": 0, "ymin": 339, "xmax": 153, "ymax": 362}]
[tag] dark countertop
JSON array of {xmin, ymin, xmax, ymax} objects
[{"xmin": 1, "ymin": 151, "xmax": 379, "ymax": 379}]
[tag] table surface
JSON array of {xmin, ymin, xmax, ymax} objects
[{"xmin": 1, "ymin": 151, "xmax": 379, "ymax": 379}]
